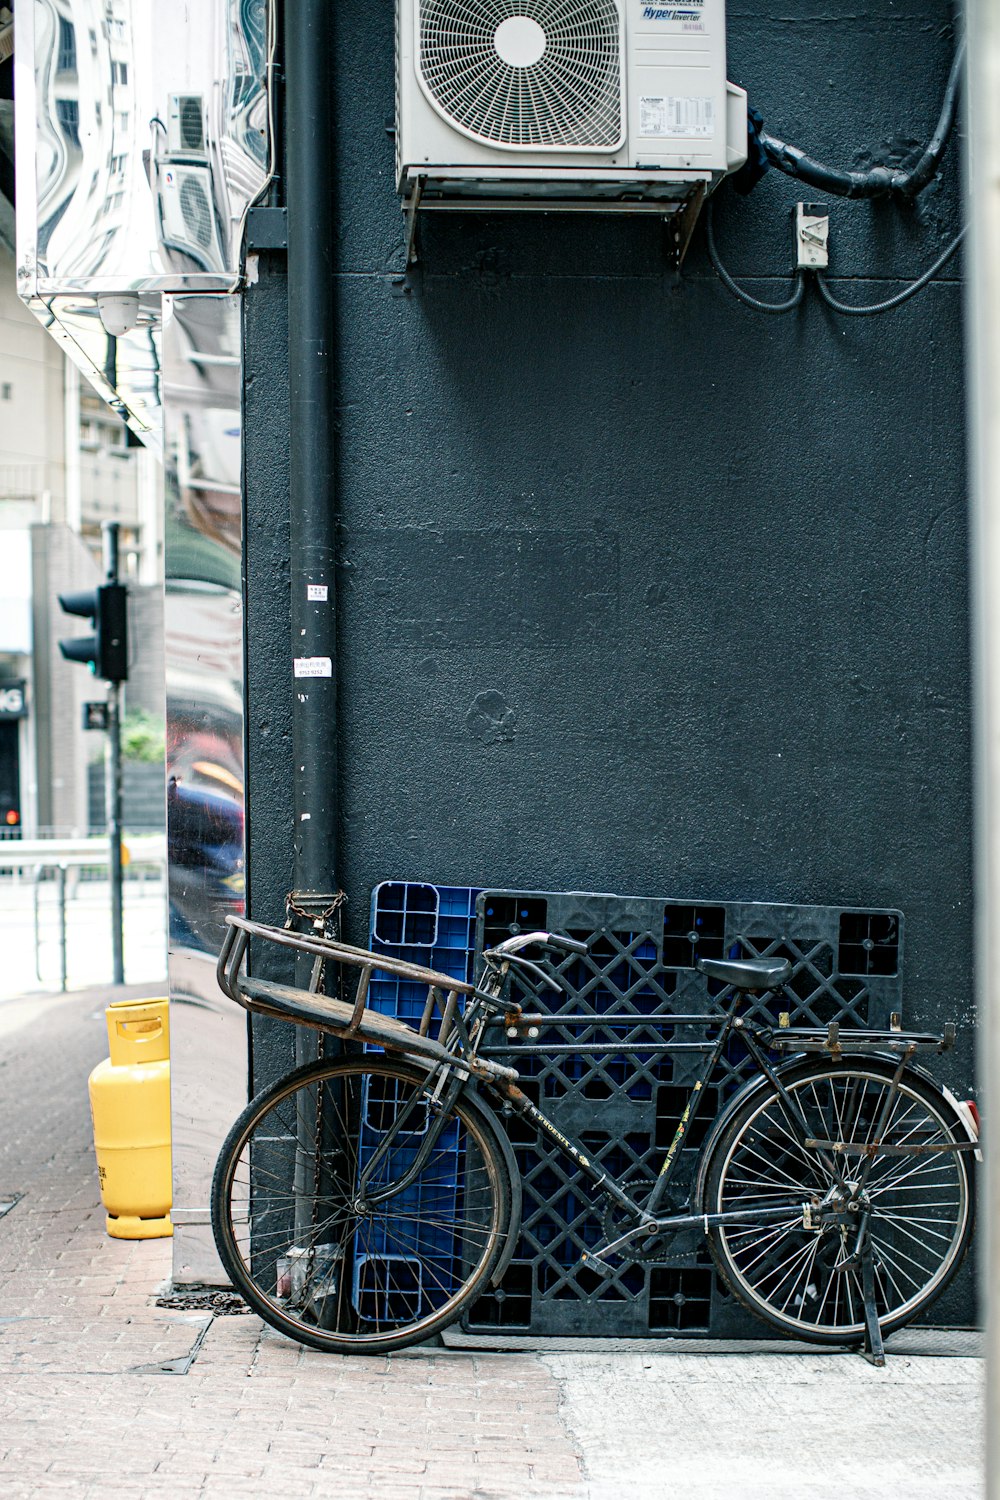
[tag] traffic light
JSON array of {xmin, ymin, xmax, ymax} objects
[{"xmin": 57, "ymin": 583, "xmax": 128, "ymax": 682}]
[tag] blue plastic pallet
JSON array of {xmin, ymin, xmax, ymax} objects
[
  {"xmin": 356, "ymin": 883, "xmax": 480, "ymax": 1320},
  {"xmin": 369, "ymin": 881, "xmax": 480, "ymax": 1027},
  {"xmin": 367, "ymin": 878, "xmax": 905, "ymax": 1339},
  {"xmin": 351, "ymin": 1089, "xmax": 461, "ymax": 1325}
]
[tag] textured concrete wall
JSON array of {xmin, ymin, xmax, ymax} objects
[{"xmin": 244, "ymin": 1, "xmax": 972, "ymax": 1317}]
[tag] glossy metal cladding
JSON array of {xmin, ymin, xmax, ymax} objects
[
  {"xmin": 16, "ymin": 0, "xmax": 270, "ymax": 439},
  {"xmin": 163, "ymin": 294, "xmax": 243, "ymax": 959},
  {"xmin": 162, "ymin": 293, "xmax": 247, "ymax": 1282},
  {"xmin": 16, "ymin": 1, "xmax": 268, "ymax": 1283},
  {"xmin": 17, "ymin": 0, "xmax": 268, "ymax": 293}
]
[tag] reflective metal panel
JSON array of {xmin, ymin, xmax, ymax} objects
[
  {"xmin": 16, "ymin": 0, "xmax": 266, "ymax": 1286},
  {"xmin": 17, "ymin": 0, "xmax": 270, "ymax": 297},
  {"xmin": 25, "ymin": 290, "xmax": 163, "ymax": 441},
  {"xmin": 162, "ymin": 293, "xmax": 246, "ymax": 1283}
]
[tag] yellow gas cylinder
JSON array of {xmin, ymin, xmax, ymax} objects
[{"xmin": 88, "ymin": 998, "xmax": 173, "ymax": 1240}]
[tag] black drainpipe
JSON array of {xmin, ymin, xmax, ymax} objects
[{"xmin": 284, "ymin": 0, "xmax": 338, "ymax": 999}]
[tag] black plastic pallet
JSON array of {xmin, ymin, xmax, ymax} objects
[{"xmin": 461, "ymin": 888, "xmax": 903, "ymax": 1338}]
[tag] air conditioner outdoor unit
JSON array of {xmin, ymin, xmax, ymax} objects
[
  {"xmin": 168, "ymin": 93, "xmax": 207, "ymax": 157},
  {"xmin": 158, "ymin": 164, "xmax": 226, "ymax": 273},
  {"xmin": 397, "ymin": 0, "xmax": 747, "ymax": 218}
]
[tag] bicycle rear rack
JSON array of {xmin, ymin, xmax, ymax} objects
[
  {"xmin": 217, "ymin": 914, "xmax": 476, "ymax": 1045},
  {"xmin": 770, "ymin": 1021, "xmax": 955, "ymax": 1058}
]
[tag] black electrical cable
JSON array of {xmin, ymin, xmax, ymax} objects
[
  {"xmin": 760, "ymin": 37, "xmax": 965, "ymax": 200},
  {"xmin": 704, "ymin": 198, "xmax": 805, "ymax": 313},
  {"xmin": 813, "ymin": 227, "xmax": 966, "ymax": 315}
]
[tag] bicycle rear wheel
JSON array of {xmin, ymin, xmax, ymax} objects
[
  {"xmin": 703, "ymin": 1061, "xmax": 975, "ymax": 1344},
  {"xmin": 211, "ymin": 1055, "xmax": 513, "ymax": 1353}
]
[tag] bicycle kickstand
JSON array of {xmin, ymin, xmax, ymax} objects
[
  {"xmin": 860, "ymin": 1244, "xmax": 885, "ymax": 1368},
  {"xmin": 841, "ymin": 1208, "xmax": 885, "ymax": 1367}
]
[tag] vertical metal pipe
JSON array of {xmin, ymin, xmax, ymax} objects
[
  {"xmin": 284, "ymin": 4, "xmax": 338, "ymax": 1005},
  {"xmin": 63, "ymin": 356, "xmax": 81, "ymax": 534},
  {"xmin": 965, "ymin": 4, "xmax": 998, "ymax": 1491},
  {"xmin": 33, "ymin": 865, "xmax": 42, "ymax": 983},
  {"xmin": 104, "ymin": 523, "xmax": 125, "ymax": 986},
  {"xmin": 57, "ymin": 862, "xmax": 67, "ymax": 993},
  {"xmin": 106, "ymin": 680, "xmax": 124, "ymax": 985}
]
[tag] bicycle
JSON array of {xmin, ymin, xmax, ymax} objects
[{"xmin": 211, "ymin": 912, "xmax": 979, "ymax": 1363}]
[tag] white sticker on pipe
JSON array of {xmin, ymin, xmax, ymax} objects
[
  {"xmin": 294, "ymin": 656, "xmax": 332, "ymax": 678},
  {"xmin": 307, "ymin": 584, "xmax": 329, "ymax": 601}
]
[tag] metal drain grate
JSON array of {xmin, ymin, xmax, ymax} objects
[{"xmin": 155, "ymin": 1290, "xmax": 251, "ymax": 1315}]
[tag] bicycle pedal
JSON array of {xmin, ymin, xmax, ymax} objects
[{"xmin": 579, "ymin": 1251, "xmax": 616, "ymax": 1278}]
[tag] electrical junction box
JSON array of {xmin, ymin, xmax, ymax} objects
[
  {"xmin": 795, "ymin": 202, "xmax": 830, "ymax": 268},
  {"xmin": 397, "ymin": 0, "xmax": 748, "ymax": 215}
]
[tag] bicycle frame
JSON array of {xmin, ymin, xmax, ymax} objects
[
  {"xmin": 481, "ymin": 1002, "xmax": 806, "ymax": 1249},
  {"xmin": 217, "ymin": 915, "xmax": 972, "ymax": 1246},
  {"xmin": 464, "ymin": 955, "xmax": 972, "ymax": 1263}
]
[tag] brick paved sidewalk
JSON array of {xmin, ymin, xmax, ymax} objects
[{"xmin": 0, "ymin": 985, "xmax": 984, "ymax": 1499}]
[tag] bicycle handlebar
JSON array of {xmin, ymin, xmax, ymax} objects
[
  {"xmin": 547, "ymin": 933, "xmax": 589, "ymax": 956},
  {"xmin": 485, "ymin": 930, "xmax": 589, "ymax": 959}
]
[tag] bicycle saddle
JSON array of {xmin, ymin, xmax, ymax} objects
[{"xmin": 695, "ymin": 956, "xmax": 792, "ymax": 990}]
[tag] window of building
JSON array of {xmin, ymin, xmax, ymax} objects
[
  {"xmin": 57, "ymin": 18, "xmax": 76, "ymax": 73},
  {"xmin": 55, "ymin": 99, "xmax": 80, "ymax": 148},
  {"xmin": 1, "ymin": 385, "xmax": 12, "ymax": 401},
  {"xmin": 113, "ymin": 61, "xmax": 129, "ymax": 86}
]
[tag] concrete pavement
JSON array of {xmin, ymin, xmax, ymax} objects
[{"xmin": 0, "ymin": 982, "xmax": 985, "ymax": 1498}]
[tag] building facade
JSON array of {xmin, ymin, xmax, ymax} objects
[{"xmin": 13, "ymin": 1, "xmax": 974, "ymax": 1332}]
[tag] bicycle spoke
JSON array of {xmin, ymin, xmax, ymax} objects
[
  {"xmin": 214, "ymin": 1060, "xmax": 508, "ymax": 1351},
  {"xmin": 776, "ymin": 1234, "xmax": 824, "ymax": 1319},
  {"xmin": 726, "ymin": 1133, "xmax": 821, "ymax": 1195},
  {"xmin": 707, "ymin": 1066, "xmax": 972, "ymax": 1340},
  {"xmin": 873, "ymin": 1208, "xmax": 958, "ymax": 1247},
  {"xmin": 723, "ymin": 1218, "xmax": 803, "ymax": 1267}
]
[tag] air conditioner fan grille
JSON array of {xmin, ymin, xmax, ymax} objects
[
  {"xmin": 418, "ymin": 0, "xmax": 622, "ymax": 150},
  {"xmin": 179, "ymin": 176, "xmax": 213, "ymax": 249},
  {"xmin": 179, "ymin": 97, "xmax": 204, "ymax": 153}
]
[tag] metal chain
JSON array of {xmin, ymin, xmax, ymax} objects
[
  {"xmin": 284, "ymin": 888, "xmax": 348, "ymax": 928},
  {"xmin": 282, "ymin": 890, "xmax": 349, "ymax": 1277},
  {"xmin": 284, "ymin": 890, "xmax": 348, "ymax": 1056}
]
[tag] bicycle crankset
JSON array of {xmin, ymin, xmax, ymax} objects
[{"xmin": 597, "ymin": 1171, "xmax": 682, "ymax": 1265}]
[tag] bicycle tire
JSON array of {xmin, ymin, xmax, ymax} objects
[
  {"xmin": 702, "ymin": 1060, "xmax": 975, "ymax": 1344},
  {"xmin": 211, "ymin": 1055, "xmax": 513, "ymax": 1354}
]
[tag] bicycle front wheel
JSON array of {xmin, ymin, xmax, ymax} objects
[
  {"xmin": 211, "ymin": 1055, "xmax": 513, "ymax": 1354},
  {"xmin": 703, "ymin": 1061, "xmax": 975, "ymax": 1344}
]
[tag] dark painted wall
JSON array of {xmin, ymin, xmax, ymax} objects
[{"xmin": 243, "ymin": 0, "xmax": 972, "ymax": 1313}]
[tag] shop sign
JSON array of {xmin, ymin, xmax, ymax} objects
[{"xmin": 0, "ymin": 681, "xmax": 27, "ymax": 720}]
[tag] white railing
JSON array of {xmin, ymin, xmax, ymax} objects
[
  {"xmin": 0, "ymin": 833, "xmax": 166, "ymax": 870},
  {"xmin": 0, "ymin": 836, "xmax": 168, "ymax": 993}
]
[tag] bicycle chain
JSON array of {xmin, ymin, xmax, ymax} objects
[{"xmin": 599, "ymin": 1171, "xmax": 709, "ymax": 1267}]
